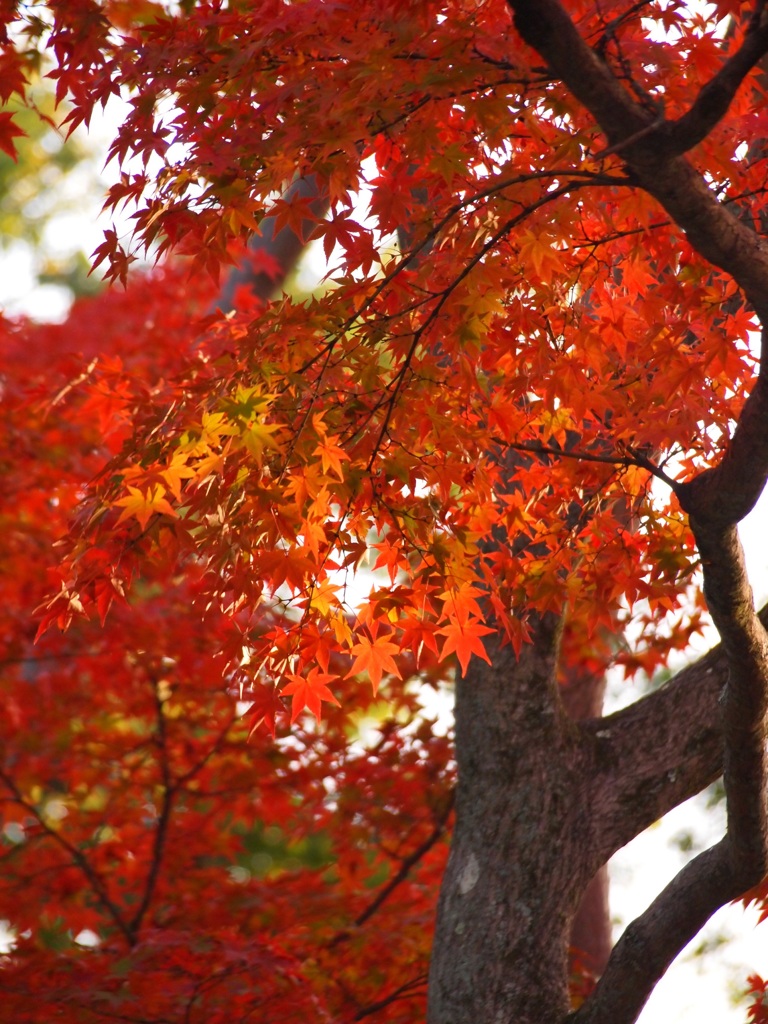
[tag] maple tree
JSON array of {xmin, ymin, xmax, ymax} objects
[{"xmin": 2, "ymin": 1, "xmax": 768, "ymax": 1022}]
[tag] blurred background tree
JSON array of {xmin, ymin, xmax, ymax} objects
[{"xmin": 0, "ymin": 82, "xmax": 106, "ymax": 315}]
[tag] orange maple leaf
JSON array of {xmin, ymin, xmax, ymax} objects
[
  {"xmin": 314, "ymin": 438, "xmax": 349, "ymax": 480},
  {"xmin": 162, "ymin": 455, "xmax": 197, "ymax": 501},
  {"xmin": 282, "ymin": 667, "xmax": 340, "ymax": 722},
  {"xmin": 440, "ymin": 583, "xmax": 486, "ymax": 624},
  {"xmin": 437, "ymin": 617, "xmax": 494, "ymax": 676},
  {"xmin": 399, "ymin": 616, "xmax": 440, "ymax": 667},
  {"xmin": 347, "ymin": 632, "xmax": 402, "ymax": 695}
]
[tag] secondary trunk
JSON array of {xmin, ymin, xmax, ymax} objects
[{"xmin": 561, "ymin": 671, "xmax": 612, "ymax": 977}]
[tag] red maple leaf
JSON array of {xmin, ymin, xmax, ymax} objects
[
  {"xmin": 246, "ymin": 684, "xmax": 286, "ymax": 739},
  {"xmin": 0, "ymin": 111, "xmax": 25, "ymax": 161}
]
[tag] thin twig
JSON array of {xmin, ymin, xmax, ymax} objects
[
  {"xmin": 499, "ymin": 438, "xmax": 679, "ymax": 489},
  {"xmin": 128, "ymin": 681, "xmax": 175, "ymax": 935},
  {"xmin": 0, "ymin": 765, "xmax": 135, "ymax": 946},
  {"xmin": 329, "ymin": 790, "xmax": 454, "ymax": 949},
  {"xmin": 351, "ymin": 974, "xmax": 428, "ymax": 1021}
]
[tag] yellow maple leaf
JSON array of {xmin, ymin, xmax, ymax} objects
[
  {"xmin": 306, "ymin": 579, "xmax": 342, "ymax": 617},
  {"xmin": 114, "ymin": 484, "xmax": 178, "ymax": 531},
  {"xmin": 240, "ymin": 418, "xmax": 282, "ymax": 466}
]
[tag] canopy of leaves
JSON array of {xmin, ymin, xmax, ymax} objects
[{"xmin": 9, "ymin": 0, "xmax": 738, "ymax": 698}]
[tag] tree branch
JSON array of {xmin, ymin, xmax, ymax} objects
[
  {"xmin": 677, "ymin": 346, "xmax": 768, "ymax": 527},
  {"xmin": 0, "ymin": 765, "xmax": 135, "ymax": 947},
  {"xmin": 329, "ymin": 791, "xmax": 454, "ymax": 949},
  {"xmin": 128, "ymin": 682, "xmax": 176, "ymax": 936},
  {"xmin": 507, "ymin": 0, "xmax": 768, "ymax": 324},
  {"xmin": 568, "ymin": 196, "xmax": 768, "ymax": 1024},
  {"xmin": 574, "ymin": 577, "xmax": 768, "ymax": 1023},
  {"xmin": 570, "ymin": 840, "xmax": 741, "ymax": 1024},
  {"xmin": 214, "ymin": 174, "xmax": 330, "ymax": 312},
  {"xmin": 509, "ymin": 0, "xmax": 654, "ymax": 146},
  {"xmin": 686, "ymin": 524, "xmax": 768, "ymax": 880},
  {"xmin": 578, "ymin": 600, "xmax": 768, "ymax": 862},
  {"xmin": 355, "ymin": 792, "xmax": 453, "ymax": 930},
  {"xmin": 658, "ymin": 4, "xmax": 768, "ymax": 157},
  {"xmin": 502, "ymin": 438, "xmax": 676, "ymax": 487},
  {"xmin": 578, "ymin": 649, "xmax": 724, "ymax": 866},
  {"xmin": 351, "ymin": 974, "xmax": 428, "ymax": 1022}
]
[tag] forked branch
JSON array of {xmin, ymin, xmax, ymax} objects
[{"xmin": 658, "ymin": 3, "xmax": 768, "ymax": 157}]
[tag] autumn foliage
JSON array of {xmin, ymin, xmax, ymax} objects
[
  {"xmin": 1, "ymin": 266, "xmax": 454, "ymax": 1021},
  {"xmin": 2, "ymin": 1, "xmax": 768, "ymax": 1022}
]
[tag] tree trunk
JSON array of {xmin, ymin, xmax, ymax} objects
[{"xmin": 427, "ymin": 619, "xmax": 597, "ymax": 1024}]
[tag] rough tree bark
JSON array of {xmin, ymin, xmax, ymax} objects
[{"xmin": 218, "ymin": 4, "xmax": 768, "ymax": 1022}]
